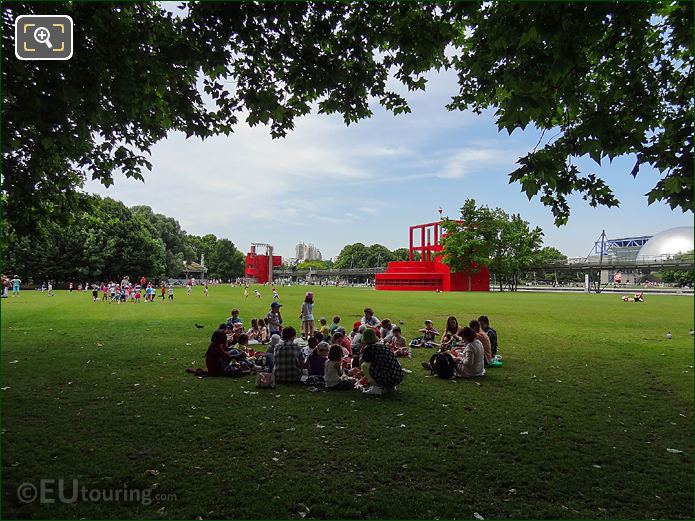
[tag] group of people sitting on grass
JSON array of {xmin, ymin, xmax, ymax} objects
[{"xmin": 191, "ymin": 292, "xmax": 502, "ymax": 393}]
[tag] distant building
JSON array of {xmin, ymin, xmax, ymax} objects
[{"xmin": 295, "ymin": 242, "xmax": 322, "ymax": 261}]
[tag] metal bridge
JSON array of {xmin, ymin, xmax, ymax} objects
[
  {"xmin": 274, "ymin": 253, "xmax": 693, "ymax": 280},
  {"xmin": 529, "ymin": 253, "xmax": 694, "ymax": 271}
]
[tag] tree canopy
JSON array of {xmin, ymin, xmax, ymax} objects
[
  {"xmin": 441, "ymin": 199, "xmax": 562, "ymax": 291},
  {"xmin": 2, "ymin": 195, "xmax": 245, "ymax": 282},
  {"xmin": 3, "ymin": 1, "xmax": 691, "ymax": 232}
]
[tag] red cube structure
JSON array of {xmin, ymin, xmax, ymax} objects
[
  {"xmin": 245, "ymin": 243, "xmax": 282, "ymax": 284},
  {"xmin": 375, "ymin": 221, "xmax": 490, "ymax": 291}
]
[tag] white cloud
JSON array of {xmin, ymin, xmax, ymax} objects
[{"xmin": 437, "ymin": 147, "xmax": 519, "ymax": 179}]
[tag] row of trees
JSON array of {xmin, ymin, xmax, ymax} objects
[
  {"xmin": 333, "ymin": 244, "xmax": 414, "ymax": 269},
  {"xmin": 2, "ymin": 194, "xmax": 245, "ymax": 283},
  {"xmin": 441, "ymin": 199, "xmax": 566, "ymax": 291}
]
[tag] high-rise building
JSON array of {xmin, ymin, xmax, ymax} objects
[{"xmin": 295, "ymin": 242, "xmax": 322, "ymax": 261}]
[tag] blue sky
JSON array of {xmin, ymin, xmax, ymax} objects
[{"xmin": 85, "ymin": 65, "xmax": 692, "ymax": 260}]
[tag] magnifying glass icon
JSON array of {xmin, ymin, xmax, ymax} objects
[{"xmin": 33, "ymin": 26, "xmax": 53, "ymax": 49}]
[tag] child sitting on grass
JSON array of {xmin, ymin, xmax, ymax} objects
[
  {"xmin": 329, "ymin": 315, "xmax": 341, "ymax": 335},
  {"xmin": 306, "ymin": 341, "xmax": 329, "ymax": 376},
  {"xmin": 413, "ymin": 320, "xmax": 439, "ymax": 347},
  {"xmin": 324, "ymin": 344, "xmax": 356, "ymax": 390},
  {"xmin": 389, "ymin": 327, "xmax": 410, "ymax": 358},
  {"xmin": 318, "ymin": 317, "xmax": 331, "ymax": 340}
]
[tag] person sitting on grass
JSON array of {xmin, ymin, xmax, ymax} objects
[
  {"xmin": 258, "ymin": 318, "xmax": 269, "ymax": 343},
  {"xmin": 419, "ymin": 320, "xmax": 439, "ymax": 346},
  {"xmin": 389, "ymin": 327, "xmax": 410, "ymax": 358},
  {"xmin": 226, "ymin": 309, "xmax": 242, "ymax": 327},
  {"xmin": 205, "ymin": 330, "xmax": 247, "ymax": 377},
  {"xmin": 469, "ymin": 320, "xmax": 492, "ymax": 365},
  {"xmin": 359, "ymin": 328, "xmax": 403, "ymax": 395},
  {"xmin": 273, "ymin": 327, "xmax": 304, "ymax": 384},
  {"xmin": 454, "ymin": 327, "xmax": 486, "ymax": 379},
  {"xmin": 379, "ymin": 319, "xmax": 395, "ymax": 345},
  {"xmin": 440, "ymin": 316, "xmax": 462, "ymax": 349},
  {"xmin": 262, "ymin": 333, "xmax": 282, "ymax": 373},
  {"xmin": 361, "ymin": 307, "xmax": 380, "ymax": 328},
  {"xmin": 332, "ymin": 331, "xmax": 352, "ymax": 356},
  {"xmin": 247, "ymin": 319, "xmax": 261, "ymax": 342},
  {"xmin": 306, "ymin": 341, "xmax": 329, "ymax": 377},
  {"xmin": 478, "ymin": 315, "xmax": 499, "ymax": 360},
  {"xmin": 329, "ymin": 315, "xmax": 341, "ymax": 335},
  {"xmin": 349, "ymin": 321, "xmax": 361, "ymax": 342},
  {"xmin": 318, "ymin": 317, "xmax": 331, "ymax": 340},
  {"xmin": 324, "ymin": 344, "xmax": 356, "ymax": 390}
]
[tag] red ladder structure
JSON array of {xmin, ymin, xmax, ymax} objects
[{"xmin": 375, "ymin": 221, "xmax": 490, "ymax": 292}]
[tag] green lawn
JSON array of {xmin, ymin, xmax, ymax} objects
[{"xmin": 1, "ymin": 286, "xmax": 692, "ymax": 519}]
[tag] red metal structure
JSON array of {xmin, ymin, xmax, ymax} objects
[
  {"xmin": 375, "ymin": 221, "xmax": 490, "ymax": 292},
  {"xmin": 245, "ymin": 243, "xmax": 282, "ymax": 284}
]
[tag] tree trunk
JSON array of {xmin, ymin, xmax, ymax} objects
[{"xmin": 468, "ymin": 272, "xmax": 472, "ymax": 292}]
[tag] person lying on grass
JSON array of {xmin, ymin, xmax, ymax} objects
[
  {"xmin": 324, "ymin": 344, "xmax": 357, "ymax": 390},
  {"xmin": 453, "ymin": 327, "xmax": 486, "ymax": 379},
  {"xmin": 273, "ymin": 326, "xmax": 304, "ymax": 384}
]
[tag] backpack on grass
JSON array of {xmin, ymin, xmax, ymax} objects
[{"xmin": 432, "ymin": 352, "xmax": 456, "ymax": 379}]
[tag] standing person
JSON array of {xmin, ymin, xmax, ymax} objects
[
  {"xmin": 266, "ymin": 302, "xmax": 283, "ymax": 337},
  {"xmin": 300, "ymin": 292, "xmax": 315, "ymax": 339},
  {"xmin": 168, "ymin": 284, "xmax": 174, "ymax": 301},
  {"xmin": 1, "ymin": 275, "xmax": 8, "ymax": 298},
  {"xmin": 204, "ymin": 282, "xmax": 209, "ymax": 297},
  {"xmin": 478, "ymin": 315, "xmax": 500, "ymax": 360},
  {"xmin": 273, "ymin": 327, "xmax": 304, "ymax": 384},
  {"xmin": 244, "ymin": 285, "xmax": 249, "ymax": 299},
  {"xmin": 11, "ymin": 275, "xmax": 22, "ymax": 297},
  {"xmin": 272, "ymin": 287, "xmax": 280, "ymax": 301},
  {"xmin": 161, "ymin": 284, "xmax": 166, "ymax": 300},
  {"xmin": 186, "ymin": 279, "xmax": 192, "ymax": 295},
  {"xmin": 46, "ymin": 281, "xmax": 54, "ymax": 297},
  {"xmin": 69, "ymin": 282, "xmax": 73, "ymax": 293},
  {"xmin": 255, "ymin": 288, "xmax": 262, "ymax": 299},
  {"xmin": 91, "ymin": 284, "xmax": 99, "ymax": 302},
  {"xmin": 101, "ymin": 283, "xmax": 108, "ymax": 301}
]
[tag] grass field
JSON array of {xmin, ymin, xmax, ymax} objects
[{"xmin": 1, "ymin": 285, "xmax": 693, "ymax": 519}]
